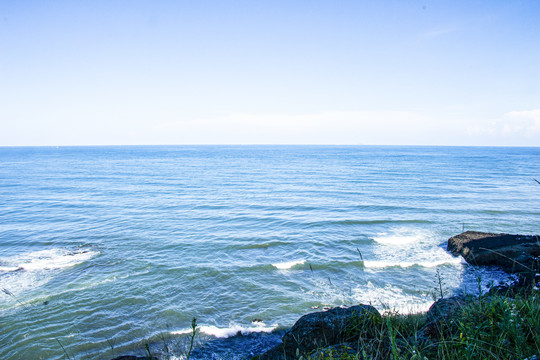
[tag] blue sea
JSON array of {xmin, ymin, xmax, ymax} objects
[{"xmin": 0, "ymin": 145, "xmax": 539, "ymax": 359}]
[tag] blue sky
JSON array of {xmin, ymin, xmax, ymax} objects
[{"xmin": 1, "ymin": 0, "xmax": 539, "ymax": 146}]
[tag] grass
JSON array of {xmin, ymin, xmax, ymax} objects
[
  {"xmin": 431, "ymin": 292, "xmax": 540, "ymax": 360},
  {"xmin": 142, "ymin": 317, "xmax": 199, "ymax": 360},
  {"xmin": 311, "ymin": 286, "xmax": 540, "ymax": 360}
]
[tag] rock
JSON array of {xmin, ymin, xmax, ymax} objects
[
  {"xmin": 447, "ymin": 231, "xmax": 540, "ymax": 274},
  {"xmin": 255, "ymin": 305, "xmax": 381, "ymax": 359},
  {"xmin": 418, "ymin": 296, "xmax": 470, "ymax": 340},
  {"xmin": 307, "ymin": 343, "xmax": 360, "ymax": 359}
]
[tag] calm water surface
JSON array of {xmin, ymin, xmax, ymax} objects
[{"xmin": 0, "ymin": 146, "xmax": 539, "ymax": 359}]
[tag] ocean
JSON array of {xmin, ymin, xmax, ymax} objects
[{"xmin": 0, "ymin": 145, "xmax": 539, "ymax": 359}]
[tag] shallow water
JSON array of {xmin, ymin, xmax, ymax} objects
[{"xmin": 0, "ymin": 145, "xmax": 538, "ymax": 359}]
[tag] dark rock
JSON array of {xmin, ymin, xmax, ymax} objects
[
  {"xmin": 255, "ymin": 305, "xmax": 381, "ymax": 359},
  {"xmin": 307, "ymin": 342, "xmax": 360, "ymax": 359},
  {"xmin": 110, "ymin": 357, "xmax": 156, "ymax": 360},
  {"xmin": 418, "ymin": 295, "xmax": 471, "ymax": 340},
  {"xmin": 487, "ymin": 275, "xmax": 533, "ymax": 297},
  {"xmin": 447, "ymin": 231, "xmax": 540, "ymax": 274}
]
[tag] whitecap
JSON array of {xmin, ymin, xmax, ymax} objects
[
  {"xmin": 373, "ymin": 228, "xmax": 431, "ymax": 245},
  {"xmin": 10, "ymin": 249, "xmax": 98, "ymax": 271},
  {"xmin": 0, "ymin": 266, "xmax": 21, "ymax": 272},
  {"xmin": 0, "ymin": 248, "xmax": 99, "ymax": 305},
  {"xmin": 272, "ymin": 260, "xmax": 305, "ymax": 270},
  {"xmin": 171, "ymin": 322, "xmax": 278, "ymax": 338},
  {"xmin": 351, "ymin": 281, "xmax": 434, "ymax": 314}
]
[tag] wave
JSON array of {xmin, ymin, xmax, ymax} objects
[
  {"xmin": 305, "ymin": 279, "xmax": 436, "ymax": 314},
  {"xmin": 364, "ymin": 258, "xmax": 462, "ymax": 269},
  {"xmin": 0, "ymin": 248, "xmax": 99, "ymax": 305},
  {"xmin": 171, "ymin": 323, "xmax": 278, "ymax": 338},
  {"xmin": 307, "ymin": 219, "xmax": 432, "ymax": 227},
  {"xmin": 237, "ymin": 241, "xmax": 291, "ymax": 250},
  {"xmin": 308, "ymin": 257, "xmax": 461, "ymax": 271},
  {"xmin": 372, "ymin": 228, "xmax": 433, "ymax": 246},
  {"xmin": 272, "ymin": 260, "xmax": 306, "ymax": 270},
  {"xmin": 352, "ymin": 282, "xmax": 435, "ymax": 313},
  {"xmin": 1, "ymin": 248, "xmax": 99, "ymax": 272},
  {"xmin": 0, "ymin": 266, "xmax": 22, "ymax": 272}
]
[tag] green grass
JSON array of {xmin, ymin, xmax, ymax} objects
[{"xmin": 312, "ymin": 288, "xmax": 540, "ymax": 360}]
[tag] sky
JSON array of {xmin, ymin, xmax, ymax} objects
[{"xmin": 0, "ymin": 0, "xmax": 539, "ymax": 146}]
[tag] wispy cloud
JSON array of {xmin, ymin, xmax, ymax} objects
[
  {"xmin": 422, "ymin": 26, "xmax": 459, "ymax": 39},
  {"xmin": 506, "ymin": 109, "xmax": 540, "ymax": 131},
  {"xmin": 466, "ymin": 109, "xmax": 540, "ymax": 140}
]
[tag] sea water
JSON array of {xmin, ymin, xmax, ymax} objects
[{"xmin": 0, "ymin": 145, "xmax": 538, "ymax": 359}]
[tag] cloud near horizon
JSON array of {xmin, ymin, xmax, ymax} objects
[
  {"xmin": 158, "ymin": 111, "xmax": 440, "ymax": 145},
  {"xmin": 157, "ymin": 109, "xmax": 540, "ymax": 146},
  {"xmin": 466, "ymin": 109, "xmax": 540, "ymax": 142}
]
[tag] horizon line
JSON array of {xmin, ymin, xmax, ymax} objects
[{"xmin": 1, "ymin": 144, "xmax": 539, "ymax": 148}]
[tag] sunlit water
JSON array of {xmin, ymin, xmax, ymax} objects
[{"xmin": 0, "ymin": 145, "xmax": 539, "ymax": 359}]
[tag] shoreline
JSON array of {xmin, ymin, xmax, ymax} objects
[{"xmin": 112, "ymin": 231, "xmax": 539, "ymax": 360}]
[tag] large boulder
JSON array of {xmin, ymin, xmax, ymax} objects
[
  {"xmin": 417, "ymin": 295, "xmax": 470, "ymax": 340},
  {"xmin": 255, "ymin": 305, "xmax": 381, "ymax": 360},
  {"xmin": 447, "ymin": 231, "xmax": 540, "ymax": 274}
]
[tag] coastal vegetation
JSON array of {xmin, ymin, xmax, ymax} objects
[
  {"xmin": 251, "ymin": 280, "xmax": 539, "ymax": 360},
  {"xmin": 114, "ymin": 231, "xmax": 539, "ymax": 360},
  {"xmin": 252, "ymin": 231, "xmax": 540, "ymax": 360},
  {"xmin": 113, "ymin": 277, "xmax": 539, "ymax": 360},
  {"xmin": 308, "ymin": 287, "xmax": 540, "ymax": 360}
]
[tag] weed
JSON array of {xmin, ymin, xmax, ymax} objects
[
  {"xmin": 186, "ymin": 317, "xmax": 198, "ymax": 360},
  {"xmin": 56, "ymin": 338, "xmax": 72, "ymax": 360}
]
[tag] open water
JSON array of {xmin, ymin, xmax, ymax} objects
[{"xmin": 0, "ymin": 145, "xmax": 539, "ymax": 359}]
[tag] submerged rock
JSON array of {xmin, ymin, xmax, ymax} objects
[
  {"xmin": 447, "ymin": 231, "xmax": 540, "ymax": 275},
  {"xmin": 255, "ymin": 304, "xmax": 381, "ymax": 359}
]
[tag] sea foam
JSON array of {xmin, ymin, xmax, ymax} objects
[
  {"xmin": 364, "ymin": 258, "xmax": 462, "ymax": 269},
  {"xmin": 0, "ymin": 248, "xmax": 99, "ymax": 303},
  {"xmin": 11, "ymin": 249, "xmax": 98, "ymax": 271},
  {"xmin": 373, "ymin": 228, "xmax": 431, "ymax": 245},
  {"xmin": 171, "ymin": 322, "xmax": 278, "ymax": 338},
  {"xmin": 272, "ymin": 260, "xmax": 306, "ymax": 270}
]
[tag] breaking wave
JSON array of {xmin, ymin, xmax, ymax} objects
[
  {"xmin": 172, "ymin": 322, "xmax": 278, "ymax": 338},
  {"xmin": 272, "ymin": 260, "xmax": 306, "ymax": 270}
]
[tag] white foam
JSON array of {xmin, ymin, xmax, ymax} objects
[
  {"xmin": 373, "ymin": 228, "xmax": 429, "ymax": 246},
  {"xmin": 364, "ymin": 257, "xmax": 462, "ymax": 269},
  {"xmin": 306, "ymin": 278, "xmax": 434, "ymax": 314},
  {"xmin": 351, "ymin": 281, "xmax": 434, "ymax": 314},
  {"xmin": 171, "ymin": 322, "xmax": 278, "ymax": 338},
  {"xmin": 0, "ymin": 266, "xmax": 21, "ymax": 272},
  {"xmin": 0, "ymin": 248, "xmax": 98, "ymax": 306},
  {"xmin": 272, "ymin": 260, "xmax": 305, "ymax": 270},
  {"xmin": 11, "ymin": 249, "xmax": 98, "ymax": 271}
]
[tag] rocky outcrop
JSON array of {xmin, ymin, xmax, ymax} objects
[
  {"xmin": 255, "ymin": 305, "xmax": 381, "ymax": 359},
  {"xmin": 417, "ymin": 295, "xmax": 471, "ymax": 340},
  {"xmin": 447, "ymin": 231, "xmax": 540, "ymax": 274}
]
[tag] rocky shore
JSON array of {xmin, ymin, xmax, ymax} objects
[
  {"xmin": 252, "ymin": 231, "xmax": 539, "ymax": 360},
  {"xmin": 447, "ymin": 231, "xmax": 540, "ymax": 276},
  {"xmin": 114, "ymin": 231, "xmax": 540, "ymax": 360}
]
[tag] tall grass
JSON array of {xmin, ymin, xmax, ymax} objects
[{"xmin": 312, "ymin": 287, "xmax": 540, "ymax": 360}]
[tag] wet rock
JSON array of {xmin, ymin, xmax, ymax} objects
[
  {"xmin": 255, "ymin": 304, "xmax": 381, "ymax": 359},
  {"xmin": 447, "ymin": 231, "xmax": 540, "ymax": 274}
]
